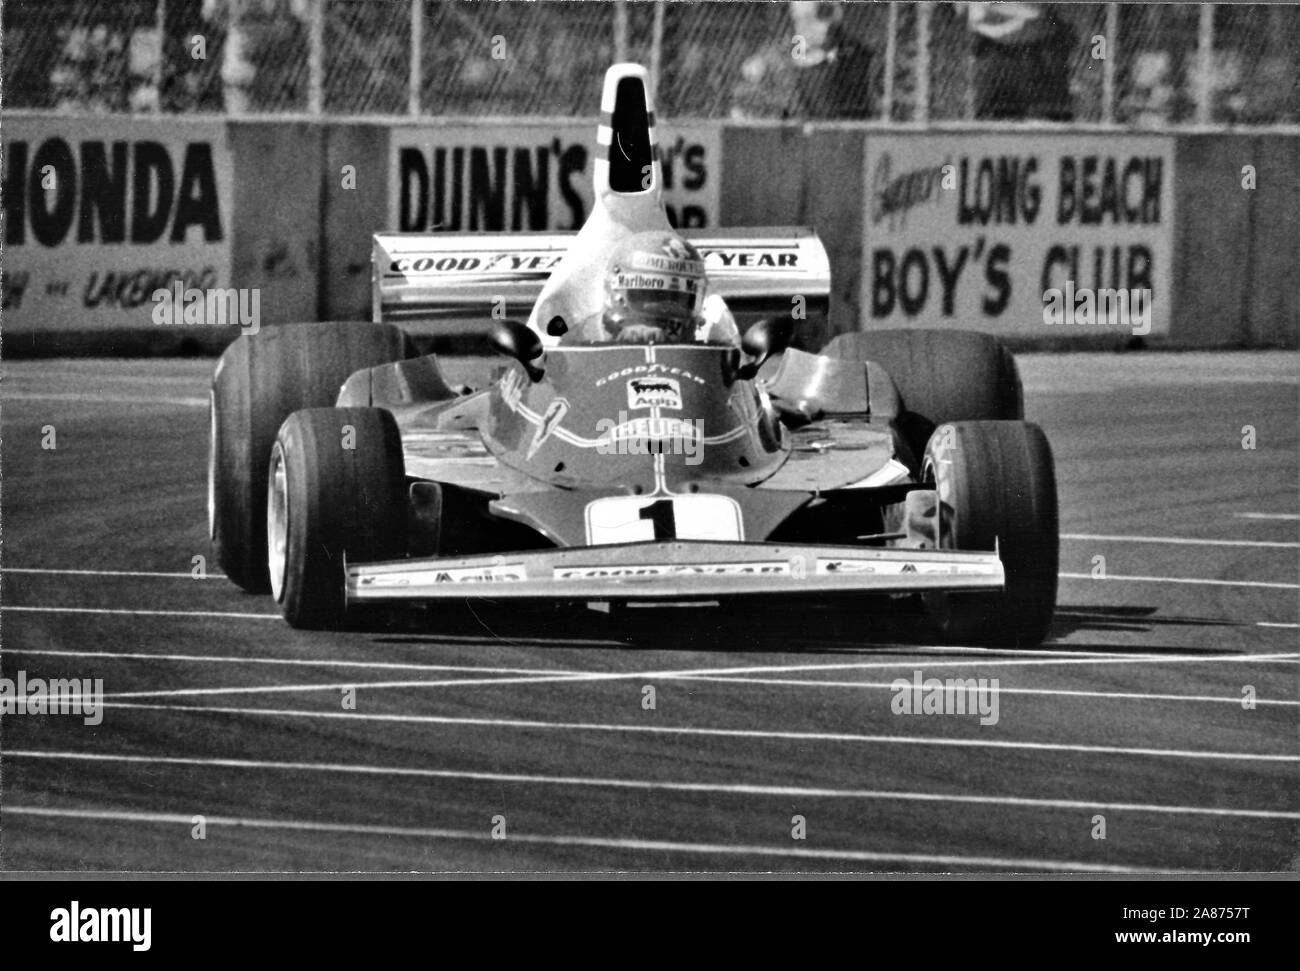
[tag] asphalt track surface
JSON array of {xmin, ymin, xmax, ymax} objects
[{"xmin": 2, "ymin": 351, "xmax": 1296, "ymax": 874}]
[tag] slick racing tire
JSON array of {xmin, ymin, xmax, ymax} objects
[
  {"xmin": 209, "ymin": 322, "xmax": 411, "ymax": 593},
  {"xmin": 824, "ymin": 329, "xmax": 1022, "ymax": 468},
  {"xmin": 267, "ymin": 407, "xmax": 407, "ymax": 630},
  {"xmin": 920, "ymin": 420, "xmax": 1058, "ymax": 648}
]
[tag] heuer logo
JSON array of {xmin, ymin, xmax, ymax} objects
[
  {"xmin": 627, "ymin": 377, "xmax": 682, "ymax": 410},
  {"xmin": 900, "ymin": 564, "xmax": 918, "ymax": 573},
  {"xmin": 604, "ymin": 416, "xmax": 702, "ymax": 447}
]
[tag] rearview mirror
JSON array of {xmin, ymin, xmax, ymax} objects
[
  {"xmin": 489, "ymin": 320, "xmax": 545, "ymax": 381},
  {"xmin": 738, "ymin": 318, "xmax": 794, "ymax": 379}
]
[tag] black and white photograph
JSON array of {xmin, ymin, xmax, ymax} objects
[{"xmin": 0, "ymin": 0, "xmax": 1296, "ymax": 902}]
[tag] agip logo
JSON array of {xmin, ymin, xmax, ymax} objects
[{"xmin": 627, "ymin": 377, "xmax": 682, "ymax": 410}]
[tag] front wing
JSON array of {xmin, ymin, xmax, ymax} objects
[{"xmin": 346, "ymin": 541, "xmax": 1004, "ymax": 603}]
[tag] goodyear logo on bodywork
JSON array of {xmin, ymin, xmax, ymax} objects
[{"xmin": 556, "ymin": 562, "xmax": 789, "ymax": 579}]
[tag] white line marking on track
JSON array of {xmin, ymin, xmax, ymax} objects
[
  {"xmin": 674, "ymin": 676, "xmax": 1300, "ymax": 706},
  {"xmin": 1060, "ymin": 573, "xmax": 1298, "ymax": 590},
  {"xmin": 1235, "ymin": 513, "xmax": 1300, "ymax": 521},
  {"xmin": 95, "ymin": 652, "xmax": 1300, "ymax": 700},
  {"xmin": 11, "ymin": 649, "xmax": 604, "ymax": 677},
  {"xmin": 104, "ymin": 674, "xmax": 600, "ymax": 699},
  {"xmin": 0, "ymin": 392, "xmax": 207, "ymax": 407},
  {"xmin": 1062, "ymin": 533, "xmax": 1299, "ymax": 549},
  {"xmin": 645, "ymin": 654, "xmax": 1300, "ymax": 673},
  {"xmin": 2, "ymin": 370, "xmax": 203, "ymax": 385},
  {"xmin": 0, "ymin": 805, "xmax": 1152, "ymax": 872},
  {"xmin": 1, "ymin": 606, "xmax": 278, "ymax": 620},
  {"xmin": 17, "ymin": 590, "xmax": 1294, "ymax": 652},
  {"xmin": 11, "ymin": 751, "xmax": 1296, "ymax": 821},
  {"xmin": 99, "ymin": 702, "xmax": 1300, "ymax": 762},
  {"xmin": 12, "ymin": 647, "xmax": 1299, "ymax": 675},
  {"xmin": 3, "ymin": 567, "xmax": 223, "ymax": 579}
]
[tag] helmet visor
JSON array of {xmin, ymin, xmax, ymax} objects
[{"xmin": 620, "ymin": 287, "xmax": 698, "ymax": 321}]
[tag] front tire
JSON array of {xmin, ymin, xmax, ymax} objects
[
  {"xmin": 824, "ymin": 329, "xmax": 1022, "ymax": 466},
  {"xmin": 210, "ymin": 321, "xmax": 411, "ymax": 592},
  {"xmin": 268, "ymin": 407, "xmax": 407, "ymax": 630},
  {"xmin": 920, "ymin": 420, "xmax": 1058, "ymax": 647}
]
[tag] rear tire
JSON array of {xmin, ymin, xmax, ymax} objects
[
  {"xmin": 268, "ymin": 407, "xmax": 407, "ymax": 630},
  {"xmin": 209, "ymin": 322, "xmax": 411, "ymax": 592},
  {"xmin": 824, "ymin": 329, "xmax": 1022, "ymax": 464},
  {"xmin": 920, "ymin": 420, "xmax": 1058, "ymax": 647}
]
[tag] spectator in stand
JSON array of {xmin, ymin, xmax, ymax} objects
[
  {"xmin": 788, "ymin": 1, "xmax": 874, "ymax": 119},
  {"xmin": 965, "ymin": 1, "xmax": 1076, "ymax": 121},
  {"xmin": 731, "ymin": 1, "xmax": 873, "ymax": 120},
  {"xmin": 730, "ymin": 36, "xmax": 797, "ymax": 119}
]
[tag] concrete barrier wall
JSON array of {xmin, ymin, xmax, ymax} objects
[
  {"xmin": 1173, "ymin": 136, "xmax": 1255, "ymax": 346},
  {"xmin": 228, "ymin": 121, "xmax": 323, "ymax": 327},
  {"xmin": 1246, "ymin": 135, "xmax": 1300, "ymax": 347},
  {"xmin": 1172, "ymin": 134, "xmax": 1300, "ymax": 347},
  {"xmin": 2, "ymin": 113, "xmax": 1295, "ymax": 353},
  {"xmin": 720, "ymin": 125, "xmax": 866, "ymax": 348},
  {"xmin": 322, "ymin": 123, "xmax": 391, "ymax": 322},
  {"xmin": 798, "ymin": 127, "xmax": 868, "ymax": 348},
  {"xmin": 719, "ymin": 125, "xmax": 805, "ymax": 227}
]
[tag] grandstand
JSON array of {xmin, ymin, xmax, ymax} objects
[{"xmin": 5, "ymin": 1, "xmax": 1298, "ymax": 126}]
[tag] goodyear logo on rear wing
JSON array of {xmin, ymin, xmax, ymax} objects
[
  {"xmin": 697, "ymin": 247, "xmax": 800, "ymax": 271},
  {"xmin": 387, "ymin": 252, "xmax": 565, "ymax": 275},
  {"xmin": 387, "ymin": 248, "xmax": 808, "ymax": 276}
]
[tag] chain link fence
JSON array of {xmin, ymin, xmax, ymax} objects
[{"xmin": 4, "ymin": 0, "xmax": 1298, "ymax": 125}]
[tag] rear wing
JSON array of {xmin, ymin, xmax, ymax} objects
[{"xmin": 372, "ymin": 227, "xmax": 831, "ymax": 331}]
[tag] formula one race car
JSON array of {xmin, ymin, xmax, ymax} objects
[{"xmin": 209, "ymin": 64, "xmax": 1058, "ymax": 645}]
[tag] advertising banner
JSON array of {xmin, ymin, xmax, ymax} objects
[
  {"xmin": 2, "ymin": 115, "xmax": 234, "ymax": 333},
  {"xmin": 390, "ymin": 122, "xmax": 721, "ymax": 234},
  {"xmin": 862, "ymin": 134, "xmax": 1175, "ymax": 337}
]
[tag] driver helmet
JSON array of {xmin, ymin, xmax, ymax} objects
[{"xmin": 601, "ymin": 231, "xmax": 707, "ymax": 342}]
